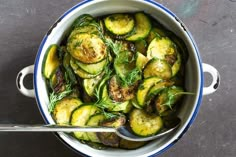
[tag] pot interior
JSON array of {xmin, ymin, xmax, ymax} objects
[{"xmin": 34, "ymin": 0, "xmax": 202, "ymax": 156}]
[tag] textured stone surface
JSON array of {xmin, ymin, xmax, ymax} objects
[{"xmin": 0, "ymin": 0, "xmax": 235, "ymax": 157}]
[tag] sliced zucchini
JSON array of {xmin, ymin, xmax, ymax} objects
[
  {"xmin": 97, "ymin": 116, "xmax": 126, "ymax": 147},
  {"xmin": 67, "ymin": 33, "xmax": 107, "ymax": 64},
  {"xmin": 147, "ymin": 81, "xmax": 174, "ymax": 100},
  {"xmin": 135, "ymin": 39, "xmax": 147, "ymax": 55},
  {"xmin": 146, "ymin": 28, "xmax": 161, "ymax": 44},
  {"xmin": 86, "ymin": 114, "xmax": 106, "ymax": 143},
  {"xmin": 71, "ymin": 14, "xmax": 95, "ymax": 29},
  {"xmin": 136, "ymin": 77, "xmax": 162, "ymax": 108},
  {"xmin": 42, "ymin": 44, "xmax": 60, "ymax": 79},
  {"xmin": 143, "ymin": 59, "xmax": 172, "ymax": 79},
  {"xmin": 83, "ymin": 72, "xmax": 104, "ymax": 97},
  {"xmin": 126, "ymin": 12, "xmax": 151, "ymax": 41},
  {"xmin": 171, "ymin": 52, "xmax": 182, "ymax": 77},
  {"xmin": 155, "ymin": 86, "xmax": 184, "ymax": 114},
  {"xmin": 76, "ymin": 58, "xmax": 107, "ymax": 75},
  {"xmin": 70, "ymin": 57, "xmax": 99, "ymax": 79},
  {"xmin": 147, "ymin": 37, "xmax": 177, "ymax": 61},
  {"xmin": 136, "ymin": 52, "xmax": 149, "ymax": 70},
  {"xmin": 114, "ymin": 51, "xmax": 136, "ymax": 79},
  {"xmin": 53, "ymin": 97, "xmax": 83, "ymax": 124},
  {"xmin": 63, "ymin": 52, "xmax": 71, "ymax": 68},
  {"xmin": 69, "ymin": 25, "xmax": 100, "ymax": 37},
  {"xmin": 108, "ymin": 75, "xmax": 137, "ymax": 102},
  {"xmin": 129, "ymin": 109, "xmax": 163, "ymax": 136},
  {"xmin": 70, "ymin": 104, "xmax": 101, "ymax": 140},
  {"xmin": 49, "ymin": 67, "xmax": 65, "ymax": 93},
  {"xmin": 104, "ymin": 14, "xmax": 135, "ymax": 35}
]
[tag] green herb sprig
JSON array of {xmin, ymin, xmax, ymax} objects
[{"xmin": 48, "ymin": 84, "xmax": 73, "ymax": 112}]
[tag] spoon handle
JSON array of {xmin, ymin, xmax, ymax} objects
[{"xmin": 0, "ymin": 124, "xmax": 116, "ymax": 132}]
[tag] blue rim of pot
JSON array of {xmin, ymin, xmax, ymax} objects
[{"xmin": 33, "ymin": 0, "xmax": 204, "ymax": 156}]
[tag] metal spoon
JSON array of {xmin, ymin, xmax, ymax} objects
[{"xmin": 0, "ymin": 118, "xmax": 181, "ymax": 142}]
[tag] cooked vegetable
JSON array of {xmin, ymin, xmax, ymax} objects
[
  {"xmin": 136, "ymin": 77, "xmax": 162, "ymax": 108},
  {"xmin": 147, "ymin": 37, "xmax": 176, "ymax": 61},
  {"xmin": 135, "ymin": 39, "xmax": 147, "ymax": 55},
  {"xmin": 97, "ymin": 116, "xmax": 126, "ymax": 147},
  {"xmin": 154, "ymin": 86, "xmax": 184, "ymax": 114},
  {"xmin": 129, "ymin": 109, "xmax": 163, "ymax": 136},
  {"xmin": 43, "ymin": 12, "xmax": 190, "ymax": 149},
  {"xmin": 83, "ymin": 72, "xmax": 104, "ymax": 97},
  {"xmin": 136, "ymin": 52, "xmax": 149, "ymax": 70},
  {"xmin": 104, "ymin": 14, "xmax": 135, "ymax": 35},
  {"xmin": 76, "ymin": 58, "xmax": 107, "ymax": 75},
  {"xmin": 109, "ymin": 75, "xmax": 137, "ymax": 102},
  {"xmin": 42, "ymin": 45, "xmax": 60, "ymax": 79},
  {"xmin": 86, "ymin": 113, "xmax": 106, "ymax": 143},
  {"xmin": 70, "ymin": 57, "xmax": 99, "ymax": 79},
  {"xmin": 70, "ymin": 104, "xmax": 101, "ymax": 140},
  {"xmin": 126, "ymin": 12, "xmax": 151, "ymax": 41},
  {"xmin": 143, "ymin": 59, "xmax": 172, "ymax": 79},
  {"xmin": 67, "ymin": 33, "xmax": 107, "ymax": 64},
  {"xmin": 53, "ymin": 97, "xmax": 83, "ymax": 124}
]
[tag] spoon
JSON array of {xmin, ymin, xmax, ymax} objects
[{"xmin": 0, "ymin": 118, "xmax": 181, "ymax": 142}]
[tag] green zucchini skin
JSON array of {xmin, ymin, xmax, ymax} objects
[
  {"xmin": 75, "ymin": 58, "xmax": 107, "ymax": 75},
  {"xmin": 70, "ymin": 104, "xmax": 101, "ymax": 141},
  {"xmin": 42, "ymin": 44, "xmax": 60, "ymax": 79},
  {"xmin": 104, "ymin": 13, "xmax": 135, "ymax": 35},
  {"xmin": 86, "ymin": 113, "xmax": 106, "ymax": 143},
  {"xmin": 143, "ymin": 58, "xmax": 172, "ymax": 79},
  {"xmin": 126, "ymin": 12, "xmax": 152, "ymax": 41},
  {"xmin": 136, "ymin": 77, "xmax": 162, "ymax": 108},
  {"xmin": 129, "ymin": 109, "xmax": 163, "ymax": 136},
  {"xmin": 53, "ymin": 98, "xmax": 83, "ymax": 125},
  {"xmin": 83, "ymin": 72, "xmax": 105, "ymax": 97}
]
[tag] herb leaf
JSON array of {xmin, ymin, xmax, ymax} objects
[{"xmin": 48, "ymin": 84, "xmax": 73, "ymax": 112}]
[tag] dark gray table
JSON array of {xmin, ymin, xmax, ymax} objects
[{"xmin": 0, "ymin": 0, "xmax": 235, "ymax": 157}]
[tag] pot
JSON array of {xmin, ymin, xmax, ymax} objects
[{"xmin": 16, "ymin": 0, "xmax": 220, "ymax": 156}]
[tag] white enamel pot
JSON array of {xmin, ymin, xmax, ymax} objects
[{"xmin": 16, "ymin": 0, "xmax": 220, "ymax": 156}]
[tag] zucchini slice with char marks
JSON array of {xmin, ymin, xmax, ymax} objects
[
  {"xmin": 126, "ymin": 12, "xmax": 151, "ymax": 41},
  {"xmin": 100, "ymin": 84, "xmax": 133, "ymax": 113},
  {"xmin": 109, "ymin": 75, "xmax": 137, "ymax": 102},
  {"xmin": 97, "ymin": 116, "xmax": 126, "ymax": 147},
  {"xmin": 86, "ymin": 113, "xmax": 106, "ymax": 143},
  {"xmin": 104, "ymin": 13, "xmax": 135, "ymax": 35},
  {"xmin": 155, "ymin": 86, "xmax": 184, "ymax": 115},
  {"xmin": 143, "ymin": 58, "xmax": 172, "ymax": 79},
  {"xmin": 147, "ymin": 37, "xmax": 177, "ymax": 62},
  {"xmin": 53, "ymin": 97, "xmax": 83, "ymax": 125},
  {"xmin": 70, "ymin": 104, "xmax": 101, "ymax": 141},
  {"xmin": 42, "ymin": 44, "xmax": 60, "ymax": 79},
  {"xmin": 136, "ymin": 77, "xmax": 162, "ymax": 108},
  {"xmin": 67, "ymin": 33, "xmax": 107, "ymax": 64},
  {"xmin": 49, "ymin": 66, "xmax": 65, "ymax": 93},
  {"xmin": 129, "ymin": 109, "xmax": 163, "ymax": 136}
]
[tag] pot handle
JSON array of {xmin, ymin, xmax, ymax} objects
[
  {"xmin": 202, "ymin": 63, "xmax": 220, "ymax": 95},
  {"xmin": 16, "ymin": 65, "xmax": 35, "ymax": 98}
]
